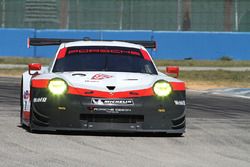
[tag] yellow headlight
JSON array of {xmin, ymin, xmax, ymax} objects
[
  {"xmin": 153, "ymin": 81, "xmax": 172, "ymax": 97},
  {"xmin": 48, "ymin": 79, "xmax": 67, "ymax": 95}
]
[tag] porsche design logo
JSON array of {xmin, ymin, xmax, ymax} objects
[{"xmin": 91, "ymin": 98, "xmax": 134, "ymax": 106}]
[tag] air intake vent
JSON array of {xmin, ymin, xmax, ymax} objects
[
  {"xmin": 72, "ymin": 73, "xmax": 86, "ymax": 76},
  {"xmin": 106, "ymin": 86, "xmax": 115, "ymax": 90},
  {"xmin": 80, "ymin": 114, "xmax": 144, "ymax": 123}
]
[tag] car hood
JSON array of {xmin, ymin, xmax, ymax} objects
[{"xmin": 59, "ymin": 72, "xmax": 157, "ymax": 92}]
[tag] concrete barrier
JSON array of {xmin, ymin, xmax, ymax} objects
[
  {"xmin": 0, "ymin": 28, "xmax": 35, "ymax": 57},
  {"xmin": 0, "ymin": 28, "xmax": 250, "ymax": 60},
  {"xmin": 153, "ymin": 31, "xmax": 250, "ymax": 60}
]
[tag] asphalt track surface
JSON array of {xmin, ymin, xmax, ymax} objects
[{"xmin": 0, "ymin": 77, "xmax": 249, "ymax": 167}]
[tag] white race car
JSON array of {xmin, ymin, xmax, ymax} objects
[{"xmin": 20, "ymin": 38, "xmax": 186, "ymax": 135}]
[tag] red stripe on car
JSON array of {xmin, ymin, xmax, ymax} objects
[
  {"xmin": 23, "ymin": 111, "xmax": 30, "ymax": 122},
  {"xmin": 170, "ymin": 82, "xmax": 185, "ymax": 91},
  {"xmin": 140, "ymin": 49, "xmax": 151, "ymax": 61},
  {"xmin": 68, "ymin": 86, "xmax": 154, "ymax": 98},
  {"xmin": 32, "ymin": 79, "xmax": 49, "ymax": 88},
  {"xmin": 57, "ymin": 47, "xmax": 67, "ymax": 59}
]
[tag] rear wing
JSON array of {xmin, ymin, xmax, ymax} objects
[{"xmin": 27, "ymin": 38, "xmax": 156, "ymax": 49}]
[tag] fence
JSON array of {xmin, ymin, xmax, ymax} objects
[{"xmin": 0, "ymin": 0, "xmax": 250, "ymax": 32}]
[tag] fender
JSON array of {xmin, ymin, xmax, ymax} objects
[
  {"xmin": 21, "ymin": 71, "xmax": 32, "ymax": 126},
  {"xmin": 21, "ymin": 67, "xmax": 49, "ymax": 126}
]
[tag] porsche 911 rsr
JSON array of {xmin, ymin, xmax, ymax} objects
[{"xmin": 20, "ymin": 38, "xmax": 186, "ymax": 135}]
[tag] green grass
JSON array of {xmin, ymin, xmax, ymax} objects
[
  {"xmin": 1, "ymin": 57, "xmax": 250, "ymax": 67},
  {"xmin": 0, "ymin": 57, "xmax": 51, "ymax": 65},
  {"xmin": 179, "ymin": 70, "xmax": 250, "ymax": 82},
  {"xmin": 155, "ymin": 60, "xmax": 250, "ymax": 67},
  {"xmin": 161, "ymin": 70, "xmax": 250, "ymax": 88},
  {"xmin": 0, "ymin": 68, "xmax": 27, "ymax": 77},
  {"xmin": 156, "ymin": 70, "xmax": 250, "ymax": 83},
  {"xmin": 1, "ymin": 68, "xmax": 249, "ymax": 88},
  {"xmin": 0, "ymin": 57, "xmax": 249, "ymax": 88}
]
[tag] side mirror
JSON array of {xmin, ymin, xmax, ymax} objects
[
  {"xmin": 166, "ymin": 66, "xmax": 179, "ymax": 78},
  {"xmin": 28, "ymin": 63, "xmax": 41, "ymax": 75}
]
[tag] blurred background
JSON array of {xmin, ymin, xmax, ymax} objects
[
  {"xmin": 0, "ymin": 0, "xmax": 250, "ymax": 60},
  {"xmin": 1, "ymin": 0, "xmax": 250, "ymax": 32},
  {"xmin": 0, "ymin": 0, "xmax": 249, "ymax": 89}
]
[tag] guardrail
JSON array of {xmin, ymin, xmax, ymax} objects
[{"xmin": 0, "ymin": 28, "xmax": 250, "ymax": 60}]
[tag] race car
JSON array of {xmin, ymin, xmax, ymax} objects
[{"xmin": 20, "ymin": 38, "xmax": 186, "ymax": 135}]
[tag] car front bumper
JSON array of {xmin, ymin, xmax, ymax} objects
[{"xmin": 30, "ymin": 88, "xmax": 186, "ymax": 134}]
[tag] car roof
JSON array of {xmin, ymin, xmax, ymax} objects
[{"xmin": 64, "ymin": 41, "xmax": 143, "ymax": 49}]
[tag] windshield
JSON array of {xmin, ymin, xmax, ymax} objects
[{"xmin": 52, "ymin": 46, "xmax": 157, "ymax": 74}]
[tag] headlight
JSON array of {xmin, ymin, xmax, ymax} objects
[
  {"xmin": 48, "ymin": 79, "xmax": 67, "ymax": 95},
  {"xmin": 153, "ymin": 80, "xmax": 172, "ymax": 97}
]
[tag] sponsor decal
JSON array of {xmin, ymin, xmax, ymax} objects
[
  {"xmin": 24, "ymin": 100, "xmax": 29, "ymax": 111},
  {"xmin": 23, "ymin": 90, "xmax": 30, "ymax": 99},
  {"xmin": 91, "ymin": 74, "xmax": 113, "ymax": 80},
  {"xmin": 33, "ymin": 97, "xmax": 47, "ymax": 103},
  {"xmin": 58, "ymin": 106, "xmax": 66, "ymax": 110},
  {"xmin": 158, "ymin": 108, "xmax": 166, "ymax": 112},
  {"xmin": 23, "ymin": 91, "xmax": 31, "ymax": 111},
  {"xmin": 109, "ymin": 92, "xmax": 114, "ymax": 96},
  {"xmin": 174, "ymin": 100, "xmax": 186, "ymax": 106},
  {"xmin": 93, "ymin": 107, "xmax": 132, "ymax": 113},
  {"xmin": 91, "ymin": 98, "xmax": 134, "ymax": 106},
  {"xmin": 68, "ymin": 49, "xmax": 141, "ymax": 56},
  {"xmin": 85, "ymin": 80, "xmax": 99, "ymax": 83}
]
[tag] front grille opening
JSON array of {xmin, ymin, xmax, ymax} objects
[
  {"xmin": 32, "ymin": 105, "xmax": 49, "ymax": 126},
  {"xmin": 80, "ymin": 114, "xmax": 144, "ymax": 123}
]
